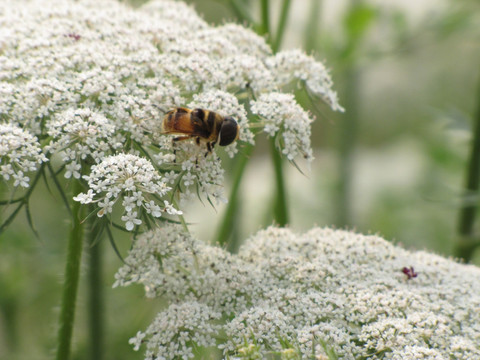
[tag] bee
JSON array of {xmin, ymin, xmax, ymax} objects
[{"xmin": 162, "ymin": 107, "xmax": 240, "ymax": 154}]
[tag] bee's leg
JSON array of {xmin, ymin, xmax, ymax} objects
[
  {"xmin": 205, "ymin": 142, "xmax": 215, "ymax": 157},
  {"xmin": 193, "ymin": 137, "xmax": 202, "ymax": 166},
  {"xmin": 173, "ymin": 136, "xmax": 193, "ymax": 143},
  {"xmin": 172, "ymin": 139, "xmax": 177, "ymax": 163},
  {"xmin": 204, "ymin": 143, "xmax": 211, "ymax": 157}
]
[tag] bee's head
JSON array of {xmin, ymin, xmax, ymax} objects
[{"xmin": 218, "ymin": 116, "xmax": 240, "ymax": 146}]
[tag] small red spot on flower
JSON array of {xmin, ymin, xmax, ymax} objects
[
  {"xmin": 402, "ymin": 266, "xmax": 418, "ymax": 280},
  {"xmin": 65, "ymin": 33, "xmax": 81, "ymax": 41}
]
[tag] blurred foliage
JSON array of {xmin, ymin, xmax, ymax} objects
[{"xmin": 2, "ymin": 0, "xmax": 480, "ymax": 359}]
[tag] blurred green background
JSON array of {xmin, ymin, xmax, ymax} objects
[{"xmin": 1, "ymin": 0, "xmax": 480, "ymax": 359}]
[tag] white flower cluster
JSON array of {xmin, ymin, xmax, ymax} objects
[
  {"xmin": 0, "ymin": 123, "xmax": 47, "ymax": 187},
  {"xmin": 0, "ymin": 0, "xmax": 342, "ymax": 204},
  {"xmin": 74, "ymin": 154, "xmax": 180, "ymax": 230},
  {"xmin": 266, "ymin": 50, "xmax": 345, "ymax": 112},
  {"xmin": 115, "ymin": 225, "xmax": 480, "ymax": 359},
  {"xmin": 130, "ymin": 302, "xmax": 222, "ymax": 359},
  {"xmin": 250, "ymin": 92, "xmax": 314, "ymax": 161},
  {"xmin": 46, "ymin": 108, "xmax": 121, "ymax": 179}
]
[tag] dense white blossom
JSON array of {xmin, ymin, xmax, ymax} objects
[
  {"xmin": 250, "ymin": 92, "xmax": 314, "ymax": 161},
  {"xmin": 0, "ymin": 123, "xmax": 47, "ymax": 187},
  {"xmin": 115, "ymin": 225, "xmax": 480, "ymax": 359},
  {"xmin": 266, "ymin": 49, "xmax": 345, "ymax": 113},
  {"xmin": 46, "ymin": 108, "xmax": 121, "ymax": 178},
  {"xmin": 73, "ymin": 154, "xmax": 179, "ymax": 230},
  {"xmin": 0, "ymin": 0, "xmax": 342, "ymax": 204},
  {"xmin": 0, "ymin": 0, "xmax": 344, "ymax": 231},
  {"xmin": 134, "ymin": 301, "xmax": 222, "ymax": 360}
]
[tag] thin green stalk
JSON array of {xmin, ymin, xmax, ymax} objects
[
  {"xmin": 88, "ymin": 220, "xmax": 104, "ymax": 360},
  {"xmin": 0, "ymin": 297, "xmax": 18, "ymax": 352},
  {"xmin": 259, "ymin": 0, "xmax": 270, "ymax": 36},
  {"xmin": 304, "ymin": 0, "xmax": 321, "ymax": 52},
  {"xmin": 56, "ymin": 179, "xmax": 85, "ymax": 360},
  {"xmin": 214, "ymin": 143, "xmax": 254, "ymax": 248},
  {"xmin": 272, "ymin": 0, "xmax": 291, "ymax": 53},
  {"xmin": 336, "ymin": 66, "xmax": 358, "ymax": 228},
  {"xmin": 454, "ymin": 71, "xmax": 480, "ymax": 262},
  {"xmin": 270, "ymin": 139, "xmax": 288, "ymax": 226},
  {"xmin": 267, "ymin": 0, "xmax": 290, "ymax": 227},
  {"xmin": 219, "ymin": 0, "xmax": 291, "ymax": 235}
]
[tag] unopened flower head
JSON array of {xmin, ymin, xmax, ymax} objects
[
  {"xmin": 116, "ymin": 225, "xmax": 480, "ymax": 359},
  {"xmin": 0, "ymin": 123, "xmax": 47, "ymax": 188},
  {"xmin": 74, "ymin": 154, "xmax": 179, "ymax": 230}
]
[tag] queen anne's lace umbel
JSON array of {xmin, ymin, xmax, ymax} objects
[
  {"xmin": 115, "ymin": 225, "xmax": 480, "ymax": 359},
  {"xmin": 0, "ymin": 0, "xmax": 342, "ymax": 209},
  {"xmin": 73, "ymin": 154, "xmax": 179, "ymax": 230}
]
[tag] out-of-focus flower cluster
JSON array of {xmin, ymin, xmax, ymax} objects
[
  {"xmin": 0, "ymin": 0, "xmax": 341, "ymax": 216},
  {"xmin": 115, "ymin": 225, "xmax": 480, "ymax": 359}
]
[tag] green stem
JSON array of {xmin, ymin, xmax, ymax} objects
[
  {"xmin": 214, "ymin": 143, "xmax": 254, "ymax": 248},
  {"xmin": 266, "ymin": 0, "xmax": 290, "ymax": 227},
  {"xmin": 272, "ymin": 0, "xmax": 291, "ymax": 53},
  {"xmin": 220, "ymin": 0, "xmax": 291, "ymax": 234},
  {"xmin": 56, "ymin": 179, "xmax": 85, "ymax": 360},
  {"xmin": 336, "ymin": 66, "xmax": 358, "ymax": 228},
  {"xmin": 259, "ymin": 0, "xmax": 270, "ymax": 36},
  {"xmin": 304, "ymin": 0, "xmax": 321, "ymax": 52},
  {"xmin": 88, "ymin": 220, "xmax": 104, "ymax": 360},
  {"xmin": 0, "ymin": 298, "xmax": 18, "ymax": 352},
  {"xmin": 270, "ymin": 139, "xmax": 289, "ymax": 226},
  {"xmin": 454, "ymin": 71, "xmax": 480, "ymax": 262}
]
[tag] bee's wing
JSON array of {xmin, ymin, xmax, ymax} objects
[
  {"xmin": 162, "ymin": 112, "xmax": 209, "ymax": 138},
  {"xmin": 189, "ymin": 114, "xmax": 211, "ymax": 138},
  {"xmin": 162, "ymin": 118, "xmax": 196, "ymax": 134}
]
